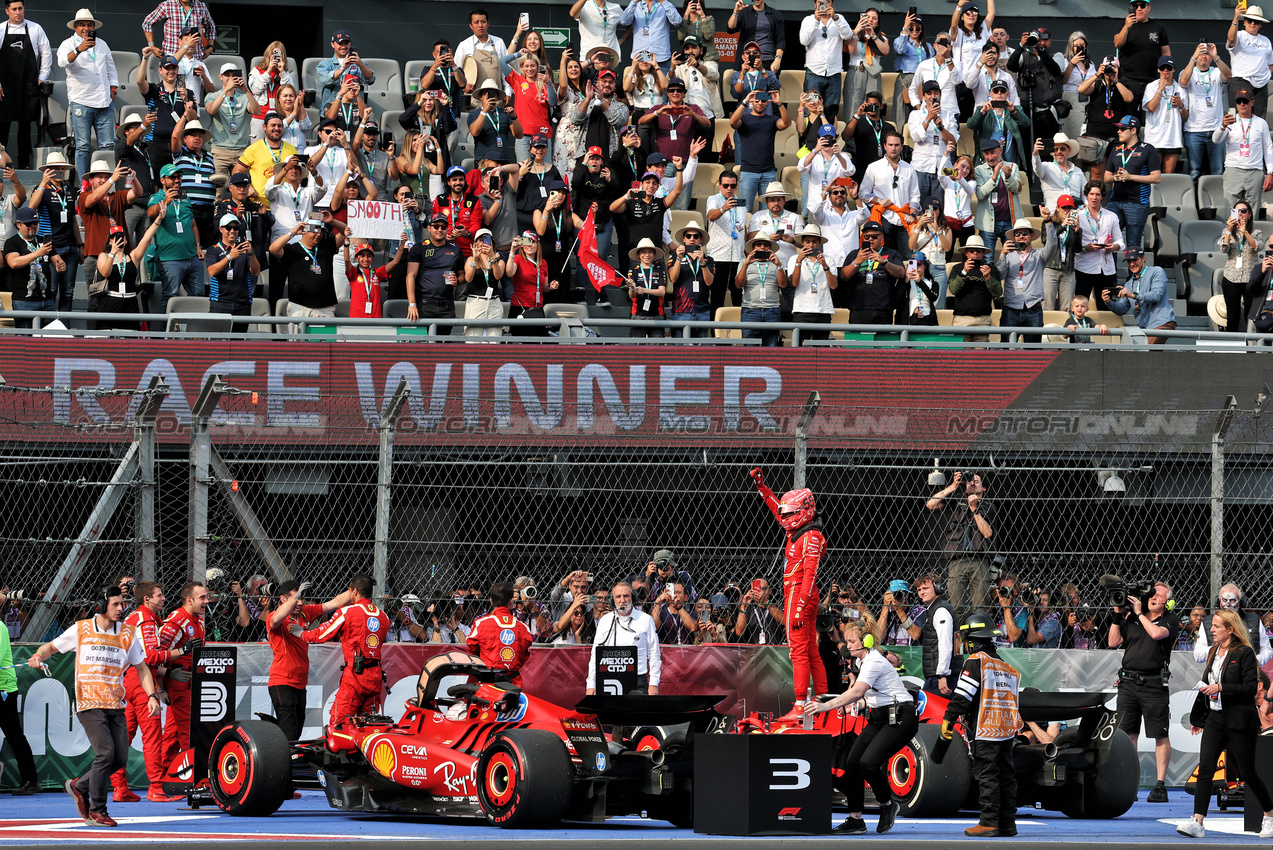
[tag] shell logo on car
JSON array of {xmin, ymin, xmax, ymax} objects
[{"xmin": 371, "ymin": 740, "xmax": 396, "ymax": 777}]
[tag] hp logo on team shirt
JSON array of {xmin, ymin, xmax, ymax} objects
[
  {"xmin": 366, "ymin": 616, "xmax": 381, "ymax": 632},
  {"xmin": 499, "ymin": 628, "xmax": 516, "ymax": 645}
]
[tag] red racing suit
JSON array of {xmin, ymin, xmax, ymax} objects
[
  {"xmin": 115, "ymin": 606, "xmax": 177, "ymax": 790},
  {"xmin": 466, "ymin": 606, "xmax": 533, "ymax": 687},
  {"xmin": 302, "ymin": 600, "xmax": 390, "ymax": 726},
  {"xmin": 157, "ymin": 607, "xmax": 204, "ymax": 767},
  {"xmin": 758, "ymin": 483, "xmax": 829, "ymax": 698}
]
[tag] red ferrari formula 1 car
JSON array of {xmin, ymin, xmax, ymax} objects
[
  {"xmin": 203, "ymin": 651, "xmax": 727, "ymax": 827},
  {"xmin": 738, "ymin": 684, "xmax": 1138, "ymax": 819}
]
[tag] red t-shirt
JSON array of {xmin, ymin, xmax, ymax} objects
[
  {"xmin": 509, "ymin": 253, "xmax": 547, "ymax": 309},
  {"xmin": 346, "ymin": 264, "xmax": 387, "ymax": 317},
  {"xmin": 506, "ymin": 72, "xmax": 554, "ymax": 139},
  {"xmin": 267, "ymin": 602, "xmax": 324, "ymax": 689}
]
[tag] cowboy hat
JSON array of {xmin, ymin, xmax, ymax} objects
[
  {"xmin": 67, "ymin": 8, "xmax": 103, "ymax": 29},
  {"xmin": 474, "ymin": 79, "xmax": 505, "ymax": 97},
  {"xmin": 1244, "ymin": 4, "xmax": 1269, "ymax": 22},
  {"xmin": 1009, "ymin": 218, "xmax": 1040, "ymax": 239},
  {"xmin": 1207, "ymin": 293, "xmax": 1228, "ymax": 331},
  {"xmin": 628, "ymin": 237, "xmax": 665, "ymax": 262},
  {"xmin": 796, "ymin": 223, "xmax": 828, "ymax": 244},
  {"xmin": 1050, "ymin": 131, "xmax": 1079, "ymax": 158},
  {"xmin": 41, "ymin": 150, "xmax": 72, "ymax": 170},
  {"xmin": 117, "ymin": 112, "xmax": 144, "ymax": 139},
  {"xmin": 280, "ymin": 157, "xmax": 310, "ymax": 181},
  {"xmin": 586, "ymin": 45, "xmax": 620, "ymax": 64},
  {"xmin": 955, "ymin": 234, "xmax": 989, "ymax": 260},
  {"xmin": 758, "ymin": 181, "xmax": 789, "ymax": 200},
  {"xmin": 673, "ymin": 220, "xmax": 708, "ymax": 244},
  {"xmin": 181, "ymin": 119, "xmax": 212, "ymax": 138},
  {"xmin": 84, "ymin": 158, "xmax": 115, "ymax": 178}
]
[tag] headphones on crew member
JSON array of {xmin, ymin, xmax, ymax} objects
[{"xmin": 96, "ymin": 586, "xmax": 119, "ymax": 617}]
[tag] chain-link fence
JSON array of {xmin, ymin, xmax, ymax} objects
[{"xmin": 3, "ymin": 379, "xmax": 1273, "ymax": 641}]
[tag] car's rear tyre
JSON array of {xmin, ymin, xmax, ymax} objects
[
  {"xmin": 650, "ymin": 791, "xmax": 694, "ymax": 828},
  {"xmin": 1061, "ymin": 730, "xmax": 1139, "ymax": 819},
  {"xmin": 208, "ymin": 720, "xmax": 292, "ymax": 816},
  {"xmin": 891, "ymin": 724, "xmax": 972, "ymax": 818},
  {"xmin": 477, "ymin": 729, "xmax": 573, "ymax": 827}
]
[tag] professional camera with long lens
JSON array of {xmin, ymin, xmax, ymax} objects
[
  {"xmin": 1024, "ymin": 32, "xmax": 1039, "ymax": 47},
  {"xmin": 1100, "ymin": 574, "xmax": 1155, "ymax": 608}
]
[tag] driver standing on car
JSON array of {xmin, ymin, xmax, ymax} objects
[
  {"xmin": 939, "ymin": 611, "xmax": 1023, "ymax": 837},
  {"xmin": 302, "ymin": 575, "xmax": 390, "ymax": 728},
  {"xmin": 1108, "ymin": 580, "xmax": 1179, "ymax": 804},
  {"xmin": 467, "ymin": 582, "xmax": 534, "ymax": 687},
  {"xmin": 749, "ymin": 467, "xmax": 828, "ymax": 720},
  {"xmin": 586, "ymin": 582, "xmax": 661, "ymax": 695},
  {"xmin": 806, "ymin": 622, "xmax": 917, "ymax": 835}
]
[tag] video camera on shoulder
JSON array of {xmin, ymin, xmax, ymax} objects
[{"xmin": 1100, "ymin": 574, "xmax": 1155, "ymax": 608}]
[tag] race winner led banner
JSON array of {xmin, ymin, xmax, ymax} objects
[{"xmin": 1, "ymin": 340, "xmax": 1266, "ymax": 451}]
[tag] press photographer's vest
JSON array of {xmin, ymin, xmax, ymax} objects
[{"xmin": 921, "ymin": 597, "xmax": 954, "ymax": 676}]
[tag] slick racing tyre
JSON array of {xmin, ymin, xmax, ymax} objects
[
  {"xmin": 1060, "ymin": 729, "xmax": 1139, "ymax": 819},
  {"xmin": 208, "ymin": 720, "xmax": 292, "ymax": 816},
  {"xmin": 891, "ymin": 724, "xmax": 972, "ymax": 817},
  {"xmin": 477, "ymin": 729, "xmax": 573, "ymax": 827}
]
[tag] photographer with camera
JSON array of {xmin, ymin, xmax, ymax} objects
[
  {"xmin": 653, "ymin": 581, "xmax": 698, "ymax": 644},
  {"xmin": 1176, "ymin": 604, "xmax": 1205, "ymax": 651},
  {"xmin": 640, "ymin": 549, "xmax": 696, "ymax": 603},
  {"xmin": 734, "ymin": 577, "xmax": 784, "ymax": 644},
  {"xmin": 466, "ymin": 582, "xmax": 534, "ymax": 686},
  {"xmin": 1077, "ymin": 60, "xmax": 1134, "ymax": 179},
  {"xmin": 991, "ymin": 574, "xmax": 1037, "ymax": 648},
  {"xmin": 1025, "ymin": 587, "xmax": 1062, "ymax": 647},
  {"xmin": 926, "ymin": 470, "xmax": 995, "ymax": 613},
  {"xmin": 694, "ymin": 598, "xmax": 728, "ymax": 644},
  {"xmin": 874, "ymin": 579, "xmax": 926, "ymax": 647},
  {"xmin": 1107, "ymin": 578, "xmax": 1179, "ymax": 802},
  {"xmin": 1193, "ymin": 583, "xmax": 1273, "ymax": 665}
]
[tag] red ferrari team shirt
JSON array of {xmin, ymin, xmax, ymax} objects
[
  {"xmin": 158, "ymin": 607, "xmax": 205, "ymax": 673},
  {"xmin": 466, "ymin": 606, "xmax": 533, "ymax": 674},
  {"xmin": 124, "ymin": 606, "xmax": 177, "ymax": 670},
  {"xmin": 268, "ymin": 602, "xmax": 325, "ymax": 689},
  {"xmin": 302, "ymin": 600, "xmax": 389, "ymax": 665}
]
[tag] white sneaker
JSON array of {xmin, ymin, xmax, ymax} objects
[
  {"xmin": 1176, "ymin": 819, "xmax": 1205, "ymax": 838},
  {"xmin": 1259, "ymin": 816, "xmax": 1273, "ymax": 839}
]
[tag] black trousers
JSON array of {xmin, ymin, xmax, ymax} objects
[
  {"xmin": 709, "ymin": 261, "xmax": 737, "ymax": 315},
  {"xmin": 972, "ymin": 738, "xmax": 1017, "ymax": 828},
  {"xmin": 76, "ymin": 709, "xmax": 128, "ymax": 813},
  {"xmin": 1222, "ymin": 277, "xmax": 1255, "ymax": 333},
  {"xmin": 269, "ymin": 684, "xmax": 307, "ymax": 741},
  {"xmin": 837, "ymin": 705, "xmax": 919, "ymax": 811},
  {"xmin": 0, "ymin": 90, "xmax": 39, "ymax": 168},
  {"xmin": 1194, "ymin": 711, "xmax": 1273, "ymax": 817},
  {"xmin": 0, "ymin": 690, "xmax": 37, "ymax": 786}
]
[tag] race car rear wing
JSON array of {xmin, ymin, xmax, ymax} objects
[{"xmin": 575, "ymin": 694, "xmax": 729, "ymax": 730}]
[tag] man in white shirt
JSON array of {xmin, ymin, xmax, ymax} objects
[
  {"xmin": 585, "ymin": 582, "xmax": 661, "ymax": 695},
  {"xmin": 57, "ymin": 8, "xmax": 118, "ymax": 178},
  {"xmin": 305, "ymin": 118, "xmax": 350, "ymax": 207},
  {"xmin": 0, "ymin": 0, "xmax": 52, "ymax": 169},
  {"xmin": 746, "ymin": 181, "xmax": 804, "ymax": 269},
  {"xmin": 908, "ymin": 33, "xmax": 961, "ymax": 108},
  {"xmin": 796, "ymin": 124, "xmax": 854, "ymax": 213},
  {"xmin": 1180, "ymin": 42, "xmax": 1232, "ymax": 181},
  {"xmin": 455, "ymin": 9, "xmax": 508, "ymax": 96},
  {"xmin": 969, "ymin": 43, "xmax": 1019, "ymax": 110},
  {"xmin": 1226, "ymin": 4, "xmax": 1273, "ymax": 123},
  {"xmin": 1213, "ymin": 83, "xmax": 1273, "ymax": 212},
  {"xmin": 799, "ymin": 0, "xmax": 853, "ymax": 122},
  {"xmin": 859, "ymin": 130, "xmax": 920, "ymax": 256},
  {"xmin": 1142, "ymin": 55, "xmax": 1187, "ymax": 174},
  {"xmin": 265, "ymin": 156, "xmax": 321, "ymax": 239},
  {"xmin": 906, "ymin": 80, "xmax": 959, "ymax": 199},
  {"xmin": 807, "ymin": 179, "xmax": 867, "ymax": 271},
  {"xmin": 1031, "ymin": 132, "xmax": 1084, "ymax": 209},
  {"xmin": 671, "ymin": 36, "xmax": 720, "ymax": 119}
]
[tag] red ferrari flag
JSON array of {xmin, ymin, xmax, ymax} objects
[{"xmin": 578, "ymin": 204, "xmax": 623, "ymax": 293}]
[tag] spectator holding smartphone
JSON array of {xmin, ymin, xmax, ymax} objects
[
  {"xmin": 653, "ymin": 582, "xmax": 697, "ymax": 644},
  {"xmin": 734, "ymin": 577, "xmax": 784, "ymax": 644}
]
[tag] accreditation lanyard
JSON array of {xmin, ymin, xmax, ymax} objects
[
  {"xmin": 687, "ymin": 255, "xmax": 702, "ymax": 292},
  {"xmin": 595, "ymin": 0, "xmax": 609, "ymax": 33},
  {"xmin": 1239, "ymin": 117, "xmax": 1253, "ymax": 156},
  {"xmin": 1083, "ymin": 208, "xmax": 1102, "ymax": 242},
  {"xmin": 801, "ymin": 258, "xmax": 823, "ymax": 292},
  {"xmin": 340, "ymin": 102, "xmax": 356, "ymax": 129},
  {"xmin": 267, "ymin": 141, "xmax": 284, "ymax": 166},
  {"xmin": 756, "ymin": 261, "xmax": 771, "ymax": 290},
  {"xmin": 75, "ymin": 35, "xmax": 95, "ymax": 63},
  {"xmin": 1015, "ymin": 248, "xmax": 1030, "ymax": 287},
  {"xmin": 552, "ymin": 211, "xmax": 564, "ymax": 251},
  {"xmin": 638, "ymin": 0, "xmax": 656, "ymax": 36},
  {"xmin": 479, "ymin": 266, "xmax": 494, "ymax": 296},
  {"xmin": 871, "ymin": 120, "xmax": 884, "ymax": 157},
  {"xmin": 1116, "ymin": 143, "xmax": 1136, "ymax": 171},
  {"xmin": 531, "ymin": 257, "xmax": 543, "ymax": 303},
  {"xmin": 357, "ymin": 268, "xmax": 375, "ymax": 303},
  {"xmin": 300, "ymin": 243, "xmax": 320, "ymax": 273}
]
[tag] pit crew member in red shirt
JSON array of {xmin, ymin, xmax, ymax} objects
[
  {"xmin": 156, "ymin": 581, "xmax": 208, "ymax": 771},
  {"xmin": 302, "ymin": 575, "xmax": 390, "ymax": 727},
  {"xmin": 466, "ymin": 582, "xmax": 534, "ymax": 686},
  {"xmin": 267, "ymin": 579, "xmax": 353, "ymax": 740}
]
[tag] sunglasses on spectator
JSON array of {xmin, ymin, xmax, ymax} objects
[
  {"xmin": 1237, "ymin": 98, "xmax": 1252, "ymax": 104},
  {"xmin": 683, "ymin": 232, "xmax": 702, "ymax": 239},
  {"xmin": 428, "ymin": 222, "xmax": 446, "ymax": 229},
  {"xmin": 720, "ymin": 181, "xmax": 738, "ymax": 188}
]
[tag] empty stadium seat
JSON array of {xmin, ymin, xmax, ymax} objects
[
  {"xmin": 166, "ymin": 296, "xmax": 210, "ymax": 313},
  {"xmin": 383, "ymin": 299, "xmax": 411, "ymax": 319},
  {"xmin": 880, "ymin": 72, "xmax": 899, "ymax": 106},
  {"xmin": 692, "ymin": 163, "xmax": 724, "ymax": 201},
  {"xmin": 1179, "ymin": 220, "xmax": 1225, "ymax": 255},
  {"xmin": 1197, "ymin": 175, "xmax": 1225, "ymax": 219},
  {"xmin": 0, "ymin": 291, "xmax": 12, "ymax": 328},
  {"xmin": 112, "ymin": 52, "xmax": 143, "ymax": 105},
  {"xmin": 780, "ymin": 165, "xmax": 801, "ymax": 200},
  {"xmin": 713, "ymin": 305, "xmax": 741, "ymax": 338},
  {"xmin": 361, "ymin": 59, "xmax": 403, "ymax": 114},
  {"xmin": 779, "ymin": 70, "xmax": 805, "ymax": 105},
  {"xmin": 1180, "ymin": 251, "xmax": 1227, "ymax": 313},
  {"xmin": 711, "ymin": 118, "xmax": 733, "ymax": 156},
  {"xmin": 1152, "ymin": 173, "xmax": 1196, "ymax": 211},
  {"xmin": 403, "ymin": 60, "xmax": 430, "ymax": 93}
]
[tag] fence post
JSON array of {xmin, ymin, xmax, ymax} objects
[
  {"xmin": 188, "ymin": 375, "xmax": 229, "ymax": 585},
  {"xmin": 1211, "ymin": 396, "xmax": 1237, "ymax": 603},
  {"xmin": 793, "ymin": 391, "xmax": 822, "ymax": 489},
  {"xmin": 375, "ymin": 379, "xmax": 412, "ymax": 594},
  {"xmin": 133, "ymin": 376, "xmax": 169, "ymax": 582}
]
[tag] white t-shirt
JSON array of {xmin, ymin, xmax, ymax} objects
[
  {"xmin": 304, "ymin": 143, "xmax": 349, "ymax": 207},
  {"xmin": 796, "ymin": 150, "xmax": 853, "ymax": 213},
  {"xmin": 1141, "ymin": 81, "xmax": 1184, "ymax": 149},
  {"xmin": 1184, "ymin": 67, "xmax": 1226, "ymax": 133},
  {"xmin": 808, "ymin": 199, "xmax": 867, "ymax": 269},
  {"xmin": 953, "ymin": 29, "xmax": 989, "ymax": 81},
  {"xmin": 1062, "ymin": 57, "xmax": 1096, "ymax": 94},
  {"xmin": 939, "ymin": 173, "xmax": 975, "ymax": 225},
  {"xmin": 786, "ymin": 253, "xmax": 835, "ymax": 314},
  {"xmin": 575, "ymin": 0, "xmax": 624, "ymax": 59},
  {"xmin": 748, "ymin": 209, "xmax": 804, "ymax": 267},
  {"xmin": 906, "ymin": 107, "xmax": 960, "ymax": 175},
  {"xmin": 970, "ymin": 67, "xmax": 1021, "ymax": 108},
  {"xmin": 1229, "ymin": 30, "xmax": 1273, "ymax": 89},
  {"xmin": 855, "ymin": 649, "xmax": 914, "ymax": 709}
]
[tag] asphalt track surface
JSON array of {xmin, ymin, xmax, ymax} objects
[{"xmin": 0, "ymin": 790, "xmax": 1265, "ymax": 850}]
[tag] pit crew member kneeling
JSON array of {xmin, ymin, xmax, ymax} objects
[
  {"xmin": 806, "ymin": 622, "xmax": 917, "ymax": 835},
  {"xmin": 303, "ymin": 574, "xmax": 390, "ymax": 735},
  {"xmin": 467, "ymin": 582, "xmax": 534, "ymax": 687},
  {"xmin": 938, "ymin": 611, "xmax": 1023, "ymax": 837}
]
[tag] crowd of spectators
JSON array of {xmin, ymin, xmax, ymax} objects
[{"xmin": 5, "ymin": 0, "xmax": 1273, "ymax": 336}]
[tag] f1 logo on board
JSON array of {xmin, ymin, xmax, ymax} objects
[
  {"xmin": 199, "ymin": 681, "xmax": 228, "ymax": 722},
  {"xmin": 769, "ymin": 758, "xmax": 811, "ymax": 790},
  {"xmin": 777, "ymin": 807, "xmax": 803, "ymax": 821}
]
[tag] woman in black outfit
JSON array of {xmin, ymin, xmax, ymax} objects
[{"xmin": 1177, "ymin": 609, "xmax": 1273, "ymax": 839}]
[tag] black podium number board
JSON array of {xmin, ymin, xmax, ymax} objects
[
  {"xmin": 191, "ymin": 645, "xmax": 238, "ymax": 779},
  {"xmin": 595, "ymin": 645, "xmax": 638, "ymax": 695},
  {"xmin": 695, "ymin": 733, "xmax": 832, "ymax": 835}
]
